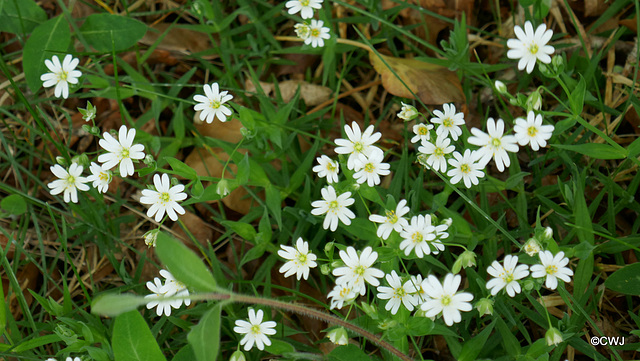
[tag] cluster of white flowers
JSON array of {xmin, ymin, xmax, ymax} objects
[
  {"xmin": 287, "ymin": 0, "xmax": 331, "ymax": 48},
  {"xmin": 145, "ymin": 269, "xmax": 191, "ymax": 317}
]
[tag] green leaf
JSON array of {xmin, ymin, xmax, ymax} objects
[
  {"xmin": 187, "ymin": 304, "xmax": 221, "ymax": 361},
  {"xmin": 327, "ymin": 344, "xmax": 371, "ymax": 361},
  {"xmin": 91, "ymin": 293, "xmax": 148, "ymax": 317},
  {"xmin": 551, "ymin": 143, "xmax": 626, "ymax": 160},
  {"xmin": 496, "ymin": 318, "xmax": 521, "ymax": 357},
  {"xmin": 627, "ymin": 136, "xmax": 640, "ymax": 158},
  {"xmin": 264, "ymin": 339, "xmax": 295, "ymax": 355},
  {"xmin": 604, "ymin": 262, "xmax": 640, "ymax": 295},
  {"xmin": 1, "ymin": 194, "xmax": 27, "ymax": 215},
  {"xmin": 569, "ymin": 75, "xmax": 586, "ymax": 115},
  {"xmin": 80, "ymin": 14, "xmax": 147, "ymax": 52},
  {"xmin": 458, "ymin": 320, "xmax": 495, "ymax": 361},
  {"xmin": 166, "ymin": 157, "xmax": 198, "ymax": 180},
  {"xmin": 235, "ymin": 153, "xmax": 250, "ymax": 185},
  {"xmin": 23, "ymin": 15, "xmax": 71, "ymax": 93},
  {"xmin": 156, "ymin": 232, "xmax": 217, "ymax": 292},
  {"xmin": 407, "ymin": 317, "xmax": 434, "ymax": 336},
  {"xmin": 221, "ymin": 220, "xmax": 256, "ymax": 241},
  {"xmin": 113, "ymin": 310, "xmax": 167, "ymax": 361},
  {"xmin": 265, "ymin": 184, "xmax": 282, "ymax": 229},
  {"xmin": 0, "ymin": 0, "xmax": 46, "ymax": 34}
]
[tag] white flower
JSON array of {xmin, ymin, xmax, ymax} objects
[
  {"xmin": 139, "ymin": 173, "xmax": 188, "ymax": 222},
  {"xmin": 143, "ymin": 229, "xmax": 159, "ymax": 247},
  {"xmin": 285, "ymin": 0, "xmax": 322, "ymax": 19},
  {"xmin": 327, "ymin": 283, "xmax": 357, "ymax": 309},
  {"xmin": 411, "ymin": 123, "xmax": 434, "ymax": 144},
  {"xmin": 40, "ymin": 54, "xmax": 82, "ymax": 99},
  {"xmin": 193, "ymin": 82, "xmax": 233, "ymax": 123},
  {"xmin": 543, "ymin": 227, "xmax": 553, "ymax": 241},
  {"xmin": 305, "ymin": 19, "xmax": 331, "ymax": 48},
  {"xmin": 47, "ymin": 163, "xmax": 89, "ymax": 203},
  {"xmin": 409, "ymin": 274, "xmax": 428, "ymax": 304},
  {"xmin": 312, "ymin": 155, "xmax": 339, "ymax": 183},
  {"xmin": 145, "ymin": 277, "xmax": 181, "ymax": 316},
  {"xmin": 277, "ymin": 237, "xmax": 318, "ymax": 280},
  {"xmin": 310, "ymin": 185, "xmax": 355, "ymax": 231},
  {"xmin": 420, "ymin": 273, "xmax": 473, "ymax": 326},
  {"xmin": 233, "ymin": 309, "xmax": 277, "ymax": 351},
  {"xmin": 530, "ymin": 251, "xmax": 573, "ymax": 290},
  {"xmin": 418, "ymin": 134, "xmax": 455, "ymax": 173},
  {"xmin": 368, "ymin": 199, "xmax": 410, "ymax": 240},
  {"xmin": 523, "ymin": 238, "xmax": 542, "ymax": 256},
  {"xmin": 294, "ymin": 22, "xmax": 311, "ymax": 40},
  {"xmin": 398, "ymin": 102, "xmax": 419, "ymax": 121},
  {"xmin": 446, "ymin": 150, "xmax": 485, "ymax": 188},
  {"xmin": 513, "ymin": 111, "xmax": 554, "ymax": 151},
  {"xmin": 467, "ymin": 117, "xmax": 519, "ymax": 172},
  {"xmin": 334, "ymin": 122, "xmax": 384, "ymax": 170},
  {"xmin": 399, "ymin": 214, "xmax": 444, "ymax": 258},
  {"xmin": 332, "ymin": 246, "xmax": 384, "ymax": 295},
  {"xmin": 352, "ymin": 152, "xmax": 390, "ymax": 187},
  {"xmin": 66, "ymin": 358, "xmax": 82, "ymax": 361},
  {"xmin": 507, "ymin": 21, "xmax": 555, "ymax": 74},
  {"xmin": 485, "ymin": 255, "xmax": 530, "ymax": 297},
  {"xmin": 376, "ymin": 271, "xmax": 418, "ymax": 315},
  {"xmin": 98, "ymin": 125, "xmax": 145, "ymax": 177},
  {"xmin": 159, "ymin": 269, "xmax": 191, "ymax": 307},
  {"xmin": 430, "ymin": 103, "xmax": 465, "ymax": 141},
  {"xmin": 87, "ymin": 162, "xmax": 111, "ymax": 193},
  {"xmin": 545, "ymin": 327, "xmax": 563, "ymax": 346}
]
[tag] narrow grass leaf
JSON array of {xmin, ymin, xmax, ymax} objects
[
  {"xmin": 91, "ymin": 293, "xmax": 148, "ymax": 317},
  {"xmin": 551, "ymin": 143, "xmax": 626, "ymax": 160},
  {"xmin": 23, "ymin": 15, "xmax": 71, "ymax": 93},
  {"xmin": 604, "ymin": 263, "xmax": 640, "ymax": 295},
  {"xmin": 80, "ymin": 14, "xmax": 147, "ymax": 52},
  {"xmin": 156, "ymin": 232, "xmax": 217, "ymax": 292},
  {"xmin": 113, "ymin": 310, "xmax": 167, "ymax": 361},
  {"xmin": 496, "ymin": 318, "xmax": 521, "ymax": 357},
  {"xmin": 187, "ymin": 304, "xmax": 221, "ymax": 361},
  {"xmin": 457, "ymin": 320, "xmax": 495, "ymax": 361}
]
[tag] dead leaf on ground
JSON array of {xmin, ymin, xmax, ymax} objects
[
  {"xmin": 140, "ymin": 23, "xmax": 214, "ymax": 55},
  {"xmin": 245, "ymin": 79, "xmax": 332, "ymax": 106},
  {"xmin": 369, "ymin": 52, "xmax": 465, "ymax": 105}
]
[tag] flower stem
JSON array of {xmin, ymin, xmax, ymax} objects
[{"xmin": 204, "ymin": 292, "xmax": 414, "ymax": 361}]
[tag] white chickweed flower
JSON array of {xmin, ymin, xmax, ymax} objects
[
  {"xmin": 40, "ymin": 54, "xmax": 82, "ymax": 99},
  {"xmin": 310, "ymin": 185, "xmax": 355, "ymax": 231},
  {"xmin": 98, "ymin": 125, "xmax": 145, "ymax": 177},
  {"xmin": 485, "ymin": 255, "xmax": 530, "ymax": 297},
  {"xmin": 278, "ymin": 237, "xmax": 318, "ymax": 280},
  {"xmin": 507, "ymin": 21, "xmax": 555, "ymax": 74},
  {"xmin": 87, "ymin": 162, "xmax": 112, "ymax": 193},
  {"xmin": 411, "ymin": 123, "xmax": 434, "ymax": 144},
  {"xmin": 294, "ymin": 22, "xmax": 311, "ymax": 40},
  {"xmin": 376, "ymin": 271, "xmax": 418, "ymax": 315},
  {"xmin": 368, "ymin": 199, "xmax": 410, "ymax": 240},
  {"xmin": 399, "ymin": 214, "xmax": 444, "ymax": 258},
  {"xmin": 334, "ymin": 122, "xmax": 383, "ymax": 170},
  {"xmin": 48, "ymin": 163, "xmax": 89, "ymax": 203},
  {"xmin": 467, "ymin": 117, "xmax": 519, "ymax": 172},
  {"xmin": 233, "ymin": 308, "xmax": 277, "ymax": 351},
  {"xmin": 145, "ymin": 277, "xmax": 181, "ymax": 317},
  {"xmin": 312, "ymin": 155, "xmax": 339, "ymax": 183},
  {"xmin": 446, "ymin": 150, "xmax": 485, "ymax": 188},
  {"xmin": 305, "ymin": 19, "xmax": 331, "ymax": 48},
  {"xmin": 285, "ymin": 0, "xmax": 322, "ymax": 19},
  {"xmin": 420, "ymin": 273, "xmax": 474, "ymax": 326},
  {"xmin": 513, "ymin": 111, "xmax": 554, "ymax": 151},
  {"xmin": 430, "ymin": 103, "xmax": 465, "ymax": 141},
  {"xmin": 332, "ymin": 246, "xmax": 384, "ymax": 295},
  {"xmin": 530, "ymin": 251, "xmax": 573, "ymax": 290},
  {"xmin": 193, "ymin": 82, "xmax": 234, "ymax": 123},
  {"xmin": 418, "ymin": 134, "xmax": 455, "ymax": 173},
  {"xmin": 143, "ymin": 229, "xmax": 159, "ymax": 247},
  {"xmin": 327, "ymin": 283, "xmax": 357, "ymax": 310},
  {"xmin": 139, "ymin": 173, "xmax": 188, "ymax": 222},
  {"xmin": 159, "ymin": 269, "xmax": 191, "ymax": 308},
  {"xmin": 523, "ymin": 238, "xmax": 542, "ymax": 256},
  {"xmin": 398, "ymin": 102, "xmax": 419, "ymax": 121},
  {"xmin": 352, "ymin": 152, "xmax": 390, "ymax": 187}
]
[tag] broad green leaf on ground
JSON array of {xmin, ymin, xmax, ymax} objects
[
  {"xmin": 23, "ymin": 15, "xmax": 71, "ymax": 93},
  {"xmin": 80, "ymin": 14, "xmax": 147, "ymax": 52},
  {"xmin": 369, "ymin": 52, "xmax": 465, "ymax": 105},
  {"xmin": 327, "ymin": 344, "xmax": 371, "ymax": 361},
  {"xmin": 457, "ymin": 320, "xmax": 495, "ymax": 361},
  {"xmin": 156, "ymin": 232, "xmax": 217, "ymax": 292},
  {"xmin": 551, "ymin": 143, "xmax": 626, "ymax": 160},
  {"xmin": 604, "ymin": 262, "xmax": 640, "ymax": 295},
  {"xmin": 91, "ymin": 293, "xmax": 148, "ymax": 317},
  {"xmin": 113, "ymin": 310, "xmax": 167, "ymax": 361},
  {"xmin": 0, "ymin": 0, "xmax": 46, "ymax": 34},
  {"xmin": 188, "ymin": 304, "xmax": 221, "ymax": 361},
  {"xmin": 1, "ymin": 194, "xmax": 27, "ymax": 215}
]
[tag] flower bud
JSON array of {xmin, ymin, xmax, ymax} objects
[
  {"xmin": 452, "ymin": 250, "xmax": 477, "ymax": 273},
  {"xmin": 377, "ymin": 319, "xmax": 397, "ymax": 330},
  {"xmin": 494, "ymin": 80, "xmax": 507, "ymax": 94},
  {"xmin": 320, "ymin": 263, "xmax": 331, "ymax": 275},
  {"xmin": 542, "ymin": 227, "xmax": 553, "ymax": 241},
  {"xmin": 475, "ymin": 297, "xmax": 494, "ymax": 316},
  {"xmin": 71, "ymin": 153, "xmax": 89, "ymax": 168},
  {"xmin": 91, "ymin": 126, "xmax": 101, "ymax": 136},
  {"xmin": 56, "ymin": 156, "xmax": 67, "ymax": 167},
  {"xmin": 240, "ymin": 127, "xmax": 255, "ymax": 139},
  {"xmin": 545, "ymin": 327, "xmax": 563, "ymax": 346},
  {"xmin": 144, "ymin": 154, "xmax": 155, "ymax": 165},
  {"xmin": 526, "ymin": 90, "xmax": 542, "ymax": 111},
  {"xmin": 551, "ymin": 55, "xmax": 564, "ymax": 74},
  {"xmin": 361, "ymin": 302, "xmax": 379, "ymax": 320},
  {"xmin": 523, "ymin": 278, "xmax": 537, "ymax": 291},
  {"xmin": 81, "ymin": 124, "xmax": 92, "ymax": 134},
  {"xmin": 397, "ymin": 102, "xmax": 419, "ymax": 121},
  {"xmin": 144, "ymin": 229, "xmax": 159, "ymax": 247},
  {"xmin": 230, "ymin": 350, "xmax": 246, "ymax": 361},
  {"xmin": 170, "ymin": 176, "xmax": 179, "ymax": 187},
  {"xmin": 523, "ymin": 238, "xmax": 542, "ymax": 257},
  {"xmin": 327, "ymin": 327, "xmax": 349, "ymax": 345},
  {"xmin": 216, "ymin": 179, "xmax": 230, "ymax": 197}
]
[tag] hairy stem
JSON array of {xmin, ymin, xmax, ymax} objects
[{"xmin": 205, "ymin": 292, "xmax": 413, "ymax": 361}]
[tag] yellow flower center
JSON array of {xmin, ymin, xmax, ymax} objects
[
  {"xmin": 504, "ymin": 273, "xmax": 514, "ymax": 283},
  {"xmin": 328, "ymin": 200, "xmax": 340, "ymax": 212},
  {"xmin": 418, "ymin": 126, "xmax": 429, "ymax": 135},
  {"xmin": 385, "ymin": 210, "xmax": 398, "ymax": 224},
  {"xmin": 209, "ymin": 100, "xmax": 221, "ymax": 109},
  {"xmin": 546, "ymin": 265, "xmax": 557, "ymax": 275},
  {"xmin": 311, "ymin": 28, "xmax": 320, "ymax": 37},
  {"xmin": 250, "ymin": 324, "xmax": 261, "ymax": 334},
  {"xmin": 339, "ymin": 287, "xmax": 350, "ymax": 297},
  {"xmin": 66, "ymin": 175, "xmax": 76, "ymax": 186},
  {"xmin": 59, "ymin": 70, "xmax": 69, "ymax": 81},
  {"xmin": 491, "ymin": 137, "xmax": 502, "ymax": 148},
  {"xmin": 297, "ymin": 253, "xmax": 307, "ymax": 264},
  {"xmin": 160, "ymin": 192, "xmax": 171, "ymax": 204},
  {"xmin": 326, "ymin": 162, "xmax": 337, "ymax": 172},
  {"xmin": 441, "ymin": 295, "xmax": 451, "ymax": 306},
  {"xmin": 301, "ymin": 0, "xmax": 310, "ymax": 5},
  {"xmin": 527, "ymin": 126, "xmax": 538, "ymax": 137},
  {"xmin": 99, "ymin": 172, "xmax": 109, "ymax": 181},
  {"xmin": 394, "ymin": 287, "xmax": 406, "ymax": 298},
  {"xmin": 364, "ymin": 163, "xmax": 375, "ymax": 173},
  {"xmin": 460, "ymin": 164, "xmax": 470, "ymax": 174},
  {"xmin": 434, "ymin": 147, "xmax": 444, "ymax": 157},
  {"xmin": 443, "ymin": 118, "xmax": 453, "ymax": 127},
  {"xmin": 354, "ymin": 265, "xmax": 366, "ymax": 276},
  {"xmin": 529, "ymin": 43, "xmax": 539, "ymax": 54},
  {"xmin": 121, "ymin": 148, "xmax": 130, "ymax": 159},
  {"xmin": 412, "ymin": 232, "xmax": 423, "ymax": 244}
]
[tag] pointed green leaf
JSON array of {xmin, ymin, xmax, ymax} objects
[
  {"xmin": 80, "ymin": 14, "xmax": 147, "ymax": 52},
  {"xmin": 458, "ymin": 320, "xmax": 495, "ymax": 361},
  {"xmin": 156, "ymin": 232, "xmax": 217, "ymax": 292},
  {"xmin": 187, "ymin": 304, "xmax": 221, "ymax": 361},
  {"xmin": 113, "ymin": 310, "xmax": 167, "ymax": 361},
  {"xmin": 569, "ymin": 76, "xmax": 586, "ymax": 115},
  {"xmin": 604, "ymin": 262, "xmax": 640, "ymax": 295},
  {"xmin": 551, "ymin": 143, "xmax": 626, "ymax": 160},
  {"xmin": 91, "ymin": 293, "xmax": 148, "ymax": 317}
]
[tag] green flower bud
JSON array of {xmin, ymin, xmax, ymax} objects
[
  {"xmin": 216, "ymin": 179, "xmax": 230, "ymax": 197},
  {"xmin": 452, "ymin": 250, "xmax": 477, "ymax": 273},
  {"xmin": 526, "ymin": 90, "xmax": 542, "ymax": 111},
  {"xmin": 56, "ymin": 156, "xmax": 67, "ymax": 167},
  {"xmin": 230, "ymin": 350, "xmax": 246, "ymax": 361},
  {"xmin": 494, "ymin": 80, "xmax": 507, "ymax": 94},
  {"xmin": 144, "ymin": 229, "xmax": 159, "ymax": 247},
  {"xmin": 475, "ymin": 297, "xmax": 494, "ymax": 316},
  {"xmin": 326, "ymin": 327, "xmax": 349, "ymax": 345},
  {"xmin": 71, "ymin": 153, "xmax": 89, "ymax": 168},
  {"xmin": 320, "ymin": 263, "xmax": 331, "ymax": 275},
  {"xmin": 545, "ymin": 327, "xmax": 563, "ymax": 346},
  {"xmin": 361, "ymin": 302, "xmax": 379, "ymax": 320},
  {"xmin": 377, "ymin": 319, "xmax": 398, "ymax": 330}
]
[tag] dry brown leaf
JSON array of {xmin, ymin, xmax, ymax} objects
[
  {"xmin": 245, "ymin": 79, "xmax": 332, "ymax": 106},
  {"xmin": 140, "ymin": 23, "xmax": 213, "ymax": 54},
  {"xmin": 193, "ymin": 116, "xmax": 244, "ymax": 144},
  {"xmin": 369, "ymin": 52, "xmax": 465, "ymax": 105}
]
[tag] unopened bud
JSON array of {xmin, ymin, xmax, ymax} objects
[
  {"xmin": 452, "ymin": 250, "xmax": 477, "ymax": 273},
  {"xmin": 494, "ymin": 80, "xmax": 507, "ymax": 94},
  {"xmin": 230, "ymin": 350, "xmax": 246, "ymax": 361},
  {"xmin": 475, "ymin": 298, "xmax": 494, "ymax": 316},
  {"xmin": 526, "ymin": 90, "xmax": 542, "ymax": 111},
  {"xmin": 545, "ymin": 327, "xmax": 563, "ymax": 346},
  {"xmin": 143, "ymin": 229, "xmax": 159, "ymax": 247},
  {"xmin": 397, "ymin": 102, "xmax": 419, "ymax": 121},
  {"xmin": 326, "ymin": 327, "xmax": 349, "ymax": 345},
  {"xmin": 56, "ymin": 156, "xmax": 67, "ymax": 166},
  {"xmin": 361, "ymin": 302, "xmax": 378, "ymax": 320},
  {"xmin": 71, "ymin": 154, "xmax": 89, "ymax": 168}
]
